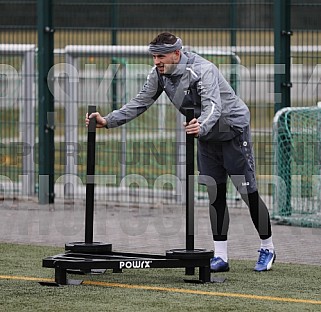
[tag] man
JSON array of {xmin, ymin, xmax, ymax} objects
[{"xmin": 85, "ymin": 32, "xmax": 276, "ymax": 272}]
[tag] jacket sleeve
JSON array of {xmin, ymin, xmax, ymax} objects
[
  {"xmin": 104, "ymin": 67, "xmax": 162, "ymax": 128},
  {"xmin": 196, "ymin": 63, "xmax": 223, "ymax": 137}
]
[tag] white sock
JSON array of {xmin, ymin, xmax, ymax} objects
[
  {"xmin": 260, "ymin": 237, "xmax": 274, "ymax": 252},
  {"xmin": 214, "ymin": 241, "xmax": 228, "ymax": 262}
]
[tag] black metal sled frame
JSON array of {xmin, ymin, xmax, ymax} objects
[
  {"xmin": 41, "ymin": 106, "xmax": 217, "ymax": 286},
  {"xmin": 42, "ymin": 248, "xmax": 214, "ymax": 286}
]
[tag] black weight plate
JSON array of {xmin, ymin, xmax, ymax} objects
[
  {"xmin": 166, "ymin": 248, "xmax": 214, "ymax": 259},
  {"xmin": 65, "ymin": 242, "xmax": 112, "ymax": 254}
]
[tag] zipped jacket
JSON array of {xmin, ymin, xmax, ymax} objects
[{"xmin": 104, "ymin": 51, "xmax": 250, "ymax": 138}]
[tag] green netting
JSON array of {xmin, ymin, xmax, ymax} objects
[{"xmin": 272, "ymin": 107, "xmax": 321, "ymax": 227}]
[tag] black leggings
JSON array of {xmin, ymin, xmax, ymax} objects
[{"xmin": 209, "ymin": 183, "xmax": 272, "ymax": 241}]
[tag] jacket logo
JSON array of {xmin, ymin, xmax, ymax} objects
[{"xmin": 184, "ymin": 89, "xmax": 190, "ymax": 95}]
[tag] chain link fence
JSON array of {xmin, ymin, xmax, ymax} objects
[{"xmin": 0, "ymin": 1, "xmax": 321, "ymax": 219}]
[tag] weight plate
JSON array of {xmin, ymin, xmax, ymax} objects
[
  {"xmin": 65, "ymin": 242, "xmax": 112, "ymax": 254},
  {"xmin": 166, "ymin": 248, "xmax": 214, "ymax": 259}
]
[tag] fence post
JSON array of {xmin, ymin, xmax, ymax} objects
[
  {"xmin": 274, "ymin": 0, "xmax": 292, "ymax": 216},
  {"xmin": 37, "ymin": 0, "xmax": 55, "ymax": 204},
  {"xmin": 274, "ymin": 0, "xmax": 292, "ymax": 113},
  {"xmin": 64, "ymin": 53, "xmax": 79, "ymax": 197},
  {"xmin": 229, "ymin": 0, "xmax": 238, "ymax": 94},
  {"xmin": 21, "ymin": 47, "xmax": 36, "ymax": 196},
  {"xmin": 111, "ymin": 0, "xmax": 118, "ymax": 46}
]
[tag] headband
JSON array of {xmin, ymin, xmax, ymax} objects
[{"xmin": 148, "ymin": 37, "xmax": 183, "ymax": 54}]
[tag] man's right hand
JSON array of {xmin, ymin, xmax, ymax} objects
[{"xmin": 85, "ymin": 112, "xmax": 107, "ymax": 128}]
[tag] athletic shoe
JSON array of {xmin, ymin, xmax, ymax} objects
[
  {"xmin": 210, "ymin": 257, "xmax": 230, "ymax": 272},
  {"xmin": 254, "ymin": 249, "xmax": 276, "ymax": 272}
]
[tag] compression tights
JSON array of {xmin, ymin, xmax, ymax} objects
[{"xmin": 210, "ymin": 183, "xmax": 272, "ymax": 241}]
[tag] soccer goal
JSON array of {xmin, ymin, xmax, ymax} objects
[{"xmin": 272, "ymin": 106, "xmax": 321, "ymax": 227}]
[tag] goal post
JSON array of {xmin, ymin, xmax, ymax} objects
[{"xmin": 272, "ymin": 106, "xmax": 321, "ymax": 227}]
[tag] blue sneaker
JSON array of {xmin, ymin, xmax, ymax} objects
[
  {"xmin": 254, "ymin": 249, "xmax": 276, "ymax": 272},
  {"xmin": 210, "ymin": 257, "xmax": 230, "ymax": 272}
]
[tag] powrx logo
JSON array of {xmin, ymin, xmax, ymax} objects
[{"xmin": 119, "ymin": 260, "xmax": 152, "ymax": 269}]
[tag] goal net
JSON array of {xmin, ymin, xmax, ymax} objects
[{"xmin": 272, "ymin": 106, "xmax": 321, "ymax": 227}]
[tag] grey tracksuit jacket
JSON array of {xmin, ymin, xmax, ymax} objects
[{"xmin": 104, "ymin": 51, "xmax": 250, "ymax": 138}]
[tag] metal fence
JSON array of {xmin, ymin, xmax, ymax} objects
[{"xmin": 1, "ymin": 1, "xmax": 321, "ymax": 211}]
